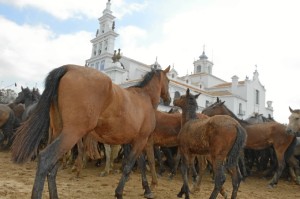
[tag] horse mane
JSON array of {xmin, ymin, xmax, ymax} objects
[
  {"xmin": 215, "ymin": 101, "xmax": 250, "ymax": 125},
  {"xmin": 133, "ymin": 69, "xmax": 162, "ymax": 88}
]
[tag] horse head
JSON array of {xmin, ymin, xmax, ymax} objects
[
  {"xmin": 202, "ymin": 98, "xmax": 226, "ymax": 117},
  {"xmin": 286, "ymin": 107, "xmax": 300, "ymax": 136},
  {"xmin": 159, "ymin": 65, "xmax": 171, "ymax": 106},
  {"xmin": 15, "ymin": 86, "xmax": 33, "ymax": 105},
  {"xmin": 32, "ymin": 88, "xmax": 41, "ymax": 101},
  {"xmin": 173, "ymin": 88, "xmax": 200, "ymax": 113}
]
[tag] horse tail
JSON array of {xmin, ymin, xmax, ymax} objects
[
  {"xmin": 11, "ymin": 65, "xmax": 68, "ymax": 164},
  {"xmin": 284, "ymin": 136, "xmax": 297, "ymax": 162},
  {"xmin": 226, "ymin": 125, "xmax": 247, "ymax": 168}
]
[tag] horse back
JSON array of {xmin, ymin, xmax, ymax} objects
[
  {"xmin": 151, "ymin": 111, "xmax": 182, "ymax": 146},
  {"xmin": 93, "ymin": 85, "xmax": 157, "ymax": 144},
  {"xmin": 178, "ymin": 115, "xmax": 240, "ymax": 153},
  {"xmin": 0, "ymin": 104, "xmax": 12, "ymax": 127},
  {"xmin": 51, "ymin": 65, "xmax": 113, "ymax": 134}
]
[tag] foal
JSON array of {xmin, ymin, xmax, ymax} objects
[{"xmin": 174, "ymin": 88, "xmax": 247, "ymax": 199}]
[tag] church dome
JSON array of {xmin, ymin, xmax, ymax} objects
[
  {"xmin": 151, "ymin": 58, "xmax": 161, "ymax": 69},
  {"xmin": 199, "ymin": 51, "xmax": 208, "ymax": 60}
]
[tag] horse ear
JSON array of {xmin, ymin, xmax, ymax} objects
[
  {"xmin": 217, "ymin": 97, "xmax": 220, "ymax": 102},
  {"xmin": 221, "ymin": 101, "xmax": 225, "ymax": 105},
  {"xmin": 21, "ymin": 86, "xmax": 24, "ymax": 91},
  {"xmin": 186, "ymin": 88, "xmax": 190, "ymax": 95},
  {"xmin": 289, "ymin": 106, "xmax": 294, "ymax": 113},
  {"xmin": 164, "ymin": 65, "xmax": 171, "ymax": 73},
  {"xmin": 195, "ymin": 93, "xmax": 201, "ymax": 99}
]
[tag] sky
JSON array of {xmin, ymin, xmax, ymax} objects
[{"xmin": 0, "ymin": 0, "xmax": 300, "ymax": 124}]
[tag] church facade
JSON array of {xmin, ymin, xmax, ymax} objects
[{"xmin": 85, "ymin": 1, "xmax": 273, "ymax": 119}]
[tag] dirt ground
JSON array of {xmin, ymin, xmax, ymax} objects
[{"xmin": 0, "ymin": 151, "xmax": 299, "ymax": 199}]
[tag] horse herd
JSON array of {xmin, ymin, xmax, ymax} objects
[{"xmin": 0, "ymin": 64, "xmax": 300, "ymax": 199}]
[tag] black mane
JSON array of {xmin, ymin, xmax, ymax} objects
[{"xmin": 133, "ymin": 69, "xmax": 162, "ymax": 88}]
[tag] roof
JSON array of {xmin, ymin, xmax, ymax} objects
[
  {"xmin": 207, "ymin": 90, "xmax": 233, "ymax": 96},
  {"xmin": 212, "ymin": 81, "xmax": 245, "ymax": 88}
]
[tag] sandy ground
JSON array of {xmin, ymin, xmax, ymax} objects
[{"xmin": 0, "ymin": 151, "xmax": 299, "ymax": 199}]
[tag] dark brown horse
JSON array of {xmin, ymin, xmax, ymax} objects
[
  {"xmin": 11, "ymin": 64, "xmax": 171, "ymax": 199},
  {"xmin": 174, "ymin": 89, "xmax": 247, "ymax": 199},
  {"xmin": 14, "ymin": 87, "xmax": 40, "ymax": 121},
  {"xmin": 202, "ymin": 100, "xmax": 297, "ymax": 187}
]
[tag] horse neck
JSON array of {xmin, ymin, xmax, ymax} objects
[
  {"xmin": 219, "ymin": 105, "xmax": 248, "ymax": 126},
  {"xmin": 24, "ymin": 98, "xmax": 37, "ymax": 108},
  {"xmin": 181, "ymin": 106, "xmax": 198, "ymax": 126},
  {"xmin": 143, "ymin": 79, "xmax": 161, "ymax": 108}
]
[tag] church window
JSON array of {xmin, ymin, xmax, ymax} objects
[
  {"xmin": 255, "ymin": 90, "xmax": 259, "ymax": 104},
  {"xmin": 197, "ymin": 65, "xmax": 202, "ymax": 73},
  {"xmin": 104, "ymin": 40, "xmax": 108, "ymax": 51},
  {"xmin": 205, "ymin": 100, "xmax": 209, "ymax": 107},
  {"xmin": 239, "ymin": 103, "xmax": 243, "ymax": 114},
  {"xmin": 100, "ymin": 60, "xmax": 105, "ymax": 71}
]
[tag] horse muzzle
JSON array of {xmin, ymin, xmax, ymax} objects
[{"xmin": 286, "ymin": 128, "xmax": 300, "ymax": 136}]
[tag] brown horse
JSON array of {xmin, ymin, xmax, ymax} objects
[
  {"xmin": 11, "ymin": 64, "xmax": 171, "ymax": 199},
  {"xmin": 0, "ymin": 104, "xmax": 19, "ymax": 149},
  {"xmin": 173, "ymin": 89, "xmax": 247, "ymax": 199},
  {"xmin": 202, "ymin": 100, "xmax": 297, "ymax": 187},
  {"xmin": 145, "ymin": 110, "xmax": 209, "ymax": 188}
]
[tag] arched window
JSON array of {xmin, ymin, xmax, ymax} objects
[{"xmin": 197, "ymin": 65, "xmax": 202, "ymax": 73}]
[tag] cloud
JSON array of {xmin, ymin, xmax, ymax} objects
[
  {"xmin": 0, "ymin": 16, "xmax": 93, "ymax": 91},
  {"xmin": 0, "ymin": 0, "xmax": 148, "ymax": 20}
]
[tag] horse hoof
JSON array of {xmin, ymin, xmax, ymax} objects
[
  {"xmin": 150, "ymin": 183, "xmax": 157, "ymax": 190},
  {"xmin": 190, "ymin": 187, "xmax": 199, "ymax": 194},
  {"xmin": 144, "ymin": 192, "xmax": 154, "ymax": 199},
  {"xmin": 100, "ymin": 171, "xmax": 108, "ymax": 177},
  {"xmin": 267, "ymin": 184, "xmax": 276, "ymax": 189}
]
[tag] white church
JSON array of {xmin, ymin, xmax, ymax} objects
[{"xmin": 85, "ymin": 0, "xmax": 273, "ymax": 120}]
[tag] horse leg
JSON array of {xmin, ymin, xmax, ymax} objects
[
  {"xmin": 144, "ymin": 142, "xmax": 158, "ymax": 189},
  {"xmin": 32, "ymin": 132, "xmax": 79, "ymax": 199},
  {"xmin": 270, "ymin": 136, "xmax": 298, "ymax": 187},
  {"xmin": 154, "ymin": 146, "xmax": 165, "ymax": 176},
  {"xmin": 170, "ymin": 150, "xmax": 181, "ymax": 180},
  {"xmin": 209, "ymin": 159, "xmax": 226, "ymax": 199},
  {"xmin": 111, "ymin": 144, "xmax": 121, "ymax": 173},
  {"xmin": 191, "ymin": 157, "xmax": 198, "ymax": 183},
  {"xmin": 137, "ymin": 153, "xmax": 154, "ymax": 199},
  {"xmin": 74, "ymin": 139, "xmax": 84, "ymax": 177},
  {"xmin": 47, "ymin": 162, "xmax": 60, "ymax": 199},
  {"xmin": 191, "ymin": 155, "xmax": 206, "ymax": 193},
  {"xmin": 229, "ymin": 165, "xmax": 242, "ymax": 199},
  {"xmin": 177, "ymin": 153, "xmax": 192, "ymax": 199},
  {"xmin": 115, "ymin": 141, "xmax": 153, "ymax": 199},
  {"xmin": 101, "ymin": 144, "xmax": 112, "ymax": 176},
  {"xmin": 287, "ymin": 155, "xmax": 300, "ymax": 184}
]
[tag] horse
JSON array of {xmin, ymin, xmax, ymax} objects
[
  {"xmin": 144, "ymin": 109, "xmax": 210, "ymax": 188},
  {"xmin": 243, "ymin": 113, "xmax": 277, "ymax": 177},
  {"xmin": 202, "ymin": 100, "xmax": 297, "ymax": 187},
  {"xmin": 173, "ymin": 88, "xmax": 247, "ymax": 199},
  {"xmin": 287, "ymin": 107, "xmax": 300, "ymax": 136},
  {"xmin": 11, "ymin": 64, "xmax": 171, "ymax": 199},
  {"xmin": 286, "ymin": 107, "xmax": 300, "ymax": 183},
  {"xmin": 14, "ymin": 87, "xmax": 40, "ymax": 121},
  {"xmin": 0, "ymin": 104, "xmax": 19, "ymax": 149}
]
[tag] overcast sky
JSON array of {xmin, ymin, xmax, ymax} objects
[{"xmin": 0, "ymin": 0, "xmax": 299, "ymax": 123}]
